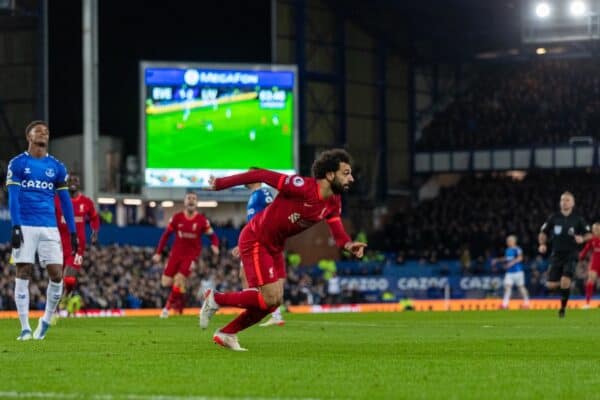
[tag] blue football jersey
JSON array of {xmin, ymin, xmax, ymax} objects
[
  {"xmin": 505, "ymin": 246, "xmax": 523, "ymax": 273},
  {"xmin": 6, "ymin": 152, "xmax": 69, "ymax": 227},
  {"xmin": 247, "ymin": 187, "xmax": 273, "ymax": 221}
]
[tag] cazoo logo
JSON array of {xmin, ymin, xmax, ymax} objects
[{"xmin": 21, "ymin": 180, "xmax": 54, "ymax": 190}]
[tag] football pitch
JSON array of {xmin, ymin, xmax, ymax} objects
[
  {"xmin": 146, "ymin": 96, "xmax": 294, "ymax": 170},
  {"xmin": 1, "ymin": 310, "xmax": 599, "ymax": 400}
]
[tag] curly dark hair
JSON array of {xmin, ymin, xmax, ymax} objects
[
  {"xmin": 311, "ymin": 148, "xmax": 352, "ymax": 179},
  {"xmin": 25, "ymin": 120, "xmax": 48, "ymax": 136}
]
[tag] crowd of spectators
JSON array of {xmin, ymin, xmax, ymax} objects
[
  {"xmin": 417, "ymin": 59, "xmax": 600, "ymax": 150},
  {"xmin": 0, "ymin": 241, "xmax": 360, "ymax": 311},
  {"xmin": 3, "ymin": 169, "xmax": 600, "ymax": 309},
  {"xmin": 374, "ymin": 170, "xmax": 600, "ymax": 262}
]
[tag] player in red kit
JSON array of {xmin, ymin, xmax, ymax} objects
[
  {"xmin": 200, "ymin": 149, "xmax": 366, "ymax": 351},
  {"xmin": 152, "ymin": 191, "xmax": 219, "ymax": 317},
  {"xmin": 579, "ymin": 222, "xmax": 600, "ymax": 308},
  {"xmin": 54, "ymin": 173, "xmax": 100, "ymax": 296}
]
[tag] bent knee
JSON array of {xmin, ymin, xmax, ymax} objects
[
  {"xmin": 161, "ymin": 276, "xmax": 174, "ymax": 287},
  {"xmin": 261, "ymin": 293, "xmax": 283, "ymax": 308}
]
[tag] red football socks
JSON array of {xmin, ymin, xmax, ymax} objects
[
  {"xmin": 64, "ymin": 276, "xmax": 77, "ymax": 292},
  {"xmin": 585, "ymin": 281, "xmax": 594, "ymax": 304},
  {"xmin": 220, "ymin": 308, "xmax": 271, "ymax": 334},
  {"xmin": 166, "ymin": 285, "xmax": 185, "ymax": 313},
  {"xmin": 214, "ymin": 289, "xmax": 268, "ymax": 310}
]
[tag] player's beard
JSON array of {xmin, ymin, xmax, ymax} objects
[{"xmin": 330, "ymin": 176, "xmax": 350, "ymax": 195}]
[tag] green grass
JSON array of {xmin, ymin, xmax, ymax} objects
[
  {"xmin": 1, "ymin": 310, "xmax": 599, "ymax": 399},
  {"xmin": 146, "ymin": 95, "xmax": 294, "ymax": 169}
]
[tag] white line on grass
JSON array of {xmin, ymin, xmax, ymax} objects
[
  {"xmin": 0, "ymin": 392, "xmax": 319, "ymax": 400},
  {"xmin": 293, "ymin": 320, "xmax": 404, "ymax": 328}
]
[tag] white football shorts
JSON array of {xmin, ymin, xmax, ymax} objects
[
  {"xmin": 504, "ymin": 271, "xmax": 525, "ymax": 287},
  {"xmin": 11, "ymin": 225, "xmax": 63, "ymax": 267}
]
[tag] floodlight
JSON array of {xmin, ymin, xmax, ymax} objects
[
  {"xmin": 535, "ymin": 2, "xmax": 551, "ymax": 18},
  {"xmin": 569, "ymin": 1, "xmax": 586, "ymax": 16}
]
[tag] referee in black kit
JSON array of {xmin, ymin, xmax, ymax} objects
[{"xmin": 538, "ymin": 191, "xmax": 591, "ymax": 318}]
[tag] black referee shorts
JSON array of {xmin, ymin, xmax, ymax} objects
[{"xmin": 548, "ymin": 252, "xmax": 577, "ymax": 282}]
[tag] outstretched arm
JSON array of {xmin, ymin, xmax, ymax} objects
[{"xmin": 210, "ymin": 169, "xmax": 285, "ymax": 191}]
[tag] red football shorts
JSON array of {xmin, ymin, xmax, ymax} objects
[
  {"xmin": 590, "ymin": 263, "xmax": 600, "ymax": 274},
  {"xmin": 238, "ymin": 225, "xmax": 286, "ymax": 288},
  {"xmin": 163, "ymin": 255, "xmax": 195, "ymax": 278}
]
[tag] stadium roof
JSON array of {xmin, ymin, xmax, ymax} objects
[{"xmin": 332, "ymin": 0, "xmax": 523, "ymax": 61}]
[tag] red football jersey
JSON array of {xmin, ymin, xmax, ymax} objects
[
  {"xmin": 579, "ymin": 237, "xmax": 600, "ymax": 269},
  {"xmin": 156, "ymin": 211, "xmax": 213, "ymax": 259},
  {"xmin": 55, "ymin": 193, "xmax": 100, "ymax": 246},
  {"xmin": 215, "ymin": 170, "xmax": 351, "ymax": 252}
]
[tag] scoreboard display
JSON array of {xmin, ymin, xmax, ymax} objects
[{"xmin": 141, "ymin": 62, "xmax": 297, "ymax": 188}]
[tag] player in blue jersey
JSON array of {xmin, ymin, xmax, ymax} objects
[
  {"xmin": 230, "ymin": 167, "xmax": 285, "ymax": 327},
  {"xmin": 491, "ymin": 235, "xmax": 530, "ymax": 309},
  {"xmin": 6, "ymin": 121, "xmax": 78, "ymax": 340}
]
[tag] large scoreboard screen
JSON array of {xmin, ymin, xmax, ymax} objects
[{"xmin": 141, "ymin": 62, "xmax": 297, "ymax": 188}]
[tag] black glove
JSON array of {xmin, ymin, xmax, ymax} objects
[
  {"xmin": 70, "ymin": 232, "xmax": 79, "ymax": 255},
  {"xmin": 90, "ymin": 231, "xmax": 98, "ymax": 247},
  {"xmin": 11, "ymin": 225, "xmax": 23, "ymax": 249}
]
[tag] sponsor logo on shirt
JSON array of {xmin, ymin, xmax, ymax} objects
[
  {"xmin": 554, "ymin": 225, "xmax": 562, "ymax": 235},
  {"xmin": 21, "ymin": 179, "xmax": 54, "ymax": 190},
  {"xmin": 178, "ymin": 232, "xmax": 198, "ymax": 239}
]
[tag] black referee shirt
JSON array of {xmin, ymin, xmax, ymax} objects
[{"xmin": 540, "ymin": 212, "xmax": 590, "ymax": 253}]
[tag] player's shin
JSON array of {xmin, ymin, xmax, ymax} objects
[
  {"xmin": 585, "ymin": 281, "xmax": 593, "ymax": 304},
  {"xmin": 14, "ymin": 278, "xmax": 31, "ymax": 331},
  {"xmin": 220, "ymin": 307, "xmax": 273, "ymax": 334},
  {"xmin": 502, "ymin": 286, "xmax": 512, "ymax": 308},
  {"xmin": 63, "ymin": 276, "xmax": 77, "ymax": 293},
  {"xmin": 560, "ymin": 287, "xmax": 570, "ymax": 310},
  {"xmin": 43, "ymin": 280, "xmax": 63, "ymax": 323},
  {"xmin": 519, "ymin": 286, "xmax": 530, "ymax": 306},
  {"xmin": 171, "ymin": 284, "xmax": 185, "ymax": 314}
]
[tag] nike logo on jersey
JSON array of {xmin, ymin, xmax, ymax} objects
[
  {"xmin": 288, "ymin": 213, "xmax": 301, "ymax": 223},
  {"xmin": 303, "ymin": 203, "xmax": 313, "ymax": 207}
]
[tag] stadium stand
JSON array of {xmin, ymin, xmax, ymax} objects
[{"xmin": 417, "ymin": 60, "xmax": 600, "ymax": 150}]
